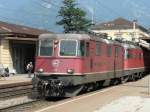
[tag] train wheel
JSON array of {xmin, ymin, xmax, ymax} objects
[
  {"xmin": 98, "ymin": 81, "xmax": 105, "ymax": 88},
  {"xmin": 130, "ymin": 74, "xmax": 136, "ymax": 81},
  {"xmin": 93, "ymin": 82, "xmax": 99, "ymax": 90},
  {"xmin": 65, "ymin": 85, "xmax": 83, "ymax": 97},
  {"xmin": 103, "ymin": 79, "xmax": 111, "ymax": 86},
  {"xmin": 110, "ymin": 78, "xmax": 120, "ymax": 85},
  {"xmin": 138, "ymin": 73, "xmax": 142, "ymax": 79},
  {"xmin": 82, "ymin": 84, "xmax": 88, "ymax": 92},
  {"xmin": 120, "ymin": 76, "xmax": 129, "ymax": 84},
  {"xmin": 87, "ymin": 83, "xmax": 95, "ymax": 92}
]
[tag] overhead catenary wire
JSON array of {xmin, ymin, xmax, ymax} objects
[
  {"xmin": 0, "ymin": 7, "xmax": 50, "ymax": 16},
  {"xmin": 0, "ymin": 14, "xmax": 55, "ymax": 31},
  {"xmin": 96, "ymin": 0, "xmax": 121, "ymax": 17},
  {"xmin": 41, "ymin": 0, "xmax": 60, "ymax": 8},
  {"xmin": 0, "ymin": 0, "xmax": 125, "ymax": 32},
  {"xmin": 0, "ymin": 0, "xmax": 57, "ymax": 24},
  {"xmin": 0, "ymin": 0, "xmax": 122, "ymax": 20},
  {"xmin": 39, "ymin": 0, "xmax": 112, "ymax": 28},
  {"xmin": 32, "ymin": 0, "xmax": 59, "ymax": 11},
  {"xmin": 0, "ymin": 0, "xmax": 58, "ymax": 30}
]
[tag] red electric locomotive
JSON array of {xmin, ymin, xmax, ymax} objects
[
  {"xmin": 32, "ymin": 33, "xmax": 147, "ymax": 97},
  {"xmin": 122, "ymin": 43, "xmax": 145, "ymax": 80}
]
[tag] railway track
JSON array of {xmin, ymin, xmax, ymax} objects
[
  {"xmin": 0, "ymin": 82, "xmax": 32, "ymax": 100},
  {"xmin": 0, "ymin": 82, "xmax": 57, "ymax": 112},
  {"xmin": 0, "ymin": 99, "xmax": 54, "ymax": 112},
  {"xmin": 0, "ymin": 82, "xmax": 36, "ymax": 111},
  {"xmin": 0, "ymin": 97, "xmax": 38, "ymax": 111},
  {"xmin": 0, "ymin": 97, "xmax": 60, "ymax": 112}
]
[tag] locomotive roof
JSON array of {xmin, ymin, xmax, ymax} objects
[
  {"xmin": 39, "ymin": 34, "xmax": 91, "ymax": 40},
  {"xmin": 121, "ymin": 43, "xmax": 141, "ymax": 50},
  {"xmin": 39, "ymin": 34, "xmax": 142, "ymax": 50},
  {"xmin": 39, "ymin": 33, "xmax": 119, "ymax": 45}
]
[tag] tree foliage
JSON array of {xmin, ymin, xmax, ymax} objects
[{"xmin": 57, "ymin": 0, "xmax": 91, "ymax": 33}]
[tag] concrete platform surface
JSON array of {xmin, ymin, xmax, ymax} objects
[
  {"xmin": 0, "ymin": 96, "xmax": 35, "ymax": 109},
  {"xmin": 34, "ymin": 75, "xmax": 150, "ymax": 112},
  {"xmin": 0, "ymin": 74, "xmax": 32, "ymax": 86}
]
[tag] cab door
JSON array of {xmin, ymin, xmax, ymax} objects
[
  {"xmin": 83, "ymin": 41, "xmax": 93, "ymax": 73},
  {"xmin": 114, "ymin": 46, "xmax": 124, "ymax": 77},
  {"xmin": 89, "ymin": 41, "xmax": 95, "ymax": 72}
]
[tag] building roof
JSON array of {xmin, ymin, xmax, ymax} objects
[
  {"xmin": 0, "ymin": 21, "xmax": 52, "ymax": 36},
  {"xmin": 91, "ymin": 18, "xmax": 148, "ymax": 33}
]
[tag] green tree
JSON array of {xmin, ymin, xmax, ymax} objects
[{"xmin": 57, "ymin": 0, "xmax": 91, "ymax": 33}]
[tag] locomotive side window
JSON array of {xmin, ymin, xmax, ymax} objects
[
  {"xmin": 86, "ymin": 42, "xmax": 90, "ymax": 56},
  {"xmin": 60, "ymin": 40, "xmax": 77, "ymax": 56},
  {"xmin": 139, "ymin": 53, "xmax": 141, "ymax": 59},
  {"xmin": 107, "ymin": 46, "xmax": 112, "ymax": 57},
  {"xmin": 115, "ymin": 47, "xmax": 120, "ymax": 57},
  {"xmin": 127, "ymin": 50, "xmax": 133, "ymax": 59},
  {"xmin": 78, "ymin": 41, "xmax": 85, "ymax": 56},
  {"xmin": 39, "ymin": 39, "xmax": 53, "ymax": 56},
  {"xmin": 128, "ymin": 53, "xmax": 132, "ymax": 58},
  {"xmin": 139, "ymin": 53, "xmax": 143, "ymax": 59},
  {"xmin": 125, "ymin": 49, "xmax": 130, "ymax": 59},
  {"xmin": 96, "ymin": 42, "xmax": 101, "ymax": 56}
]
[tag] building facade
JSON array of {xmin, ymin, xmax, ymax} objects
[
  {"xmin": 91, "ymin": 18, "xmax": 150, "ymax": 42},
  {"xmin": 0, "ymin": 21, "xmax": 51, "ymax": 74}
]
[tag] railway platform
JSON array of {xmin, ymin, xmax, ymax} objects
[
  {"xmin": 34, "ymin": 75, "xmax": 150, "ymax": 112},
  {"xmin": 0, "ymin": 74, "xmax": 32, "ymax": 88}
]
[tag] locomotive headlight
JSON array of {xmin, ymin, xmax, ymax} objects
[
  {"xmin": 38, "ymin": 68, "xmax": 44, "ymax": 73},
  {"xmin": 67, "ymin": 69, "xmax": 74, "ymax": 74}
]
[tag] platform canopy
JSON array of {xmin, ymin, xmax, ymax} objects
[{"xmin": 0, "ymin": 21, "xmax": 52, "ymax": 41}]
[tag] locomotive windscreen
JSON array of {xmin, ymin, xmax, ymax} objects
[
  {"xmin": 60, "ymin": 40, "xmax": 77, "ymax": 56},
  {"xmin": 39, "ymin": 39, "xmax": 53, "ymax": 56}
]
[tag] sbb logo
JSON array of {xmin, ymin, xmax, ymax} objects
[{"xmin": 52, "ymin": 60, "xmax": 60, "ymax": 68}]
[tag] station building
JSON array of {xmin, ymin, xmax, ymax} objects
[
  {"xmin": 0, "ymin": 21, "xmax": 52, "ymax": 74},
  {"xmin": 91, "ymin": 18, "xmax": 150, "ymax": 43}
]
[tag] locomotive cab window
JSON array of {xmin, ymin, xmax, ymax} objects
[
  {"xmin": 39, "ymin": 39, "xmax": 53, "ymax": 56},
  {"xmin": 60, "ymin": 40, "xmax": 77, "ymax": 56}
]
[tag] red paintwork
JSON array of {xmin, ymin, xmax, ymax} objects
[
  {"xmin": 80, "ymin": 41, "xmax": 124, "ymax": 74},
  {"xmin": 35, "ymin": 39, "xmax": 124, "ymax": 76},
  {"xmin": 35, "ymin": 57, "xmax": 83, "ymax": 74},
  {"xmin": 34, "ymin": 35, "xmax": 150, "ymax": 76},
  {"xmin": 124, "ymin": 48, "xmax": 144, "ymax": 70}
]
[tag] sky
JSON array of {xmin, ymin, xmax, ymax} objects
[{"xmin": 0, "ymin": 0, "xmax": 150, "ymax": 32}]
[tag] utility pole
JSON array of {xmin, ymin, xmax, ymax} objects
[
  {"xmin": 91, "ymin": 7, "xmax": 95, "ymax": 26},
  {"xmin": 133, "ymin": 19, "xmax": 137, "ymax": 42},
  {"xmin": 84, "ymin": 5, "xmax": 95, "ymax": 26}
]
